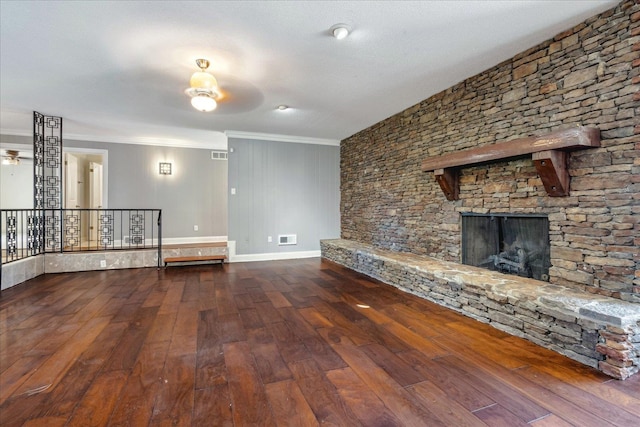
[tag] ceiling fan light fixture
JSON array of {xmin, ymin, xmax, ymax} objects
[
  {"xmin": 191, "ymin": 94, "xmax": 217, "ymax": 112},
  {"xmin": 190, "ymin": 71, "xmax": 218, "ymax": 90},
  {"xmin": 3, "ymin": 149, "xmax": 22, "ymax": 165},
  {"xmin": 185, "ymin": 58, "xmax": 220, "ymax": 112}
]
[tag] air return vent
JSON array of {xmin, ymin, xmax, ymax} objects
[
  {"xmin": 211, "ymin": 150, "xmax": 228, "ymax": 160},
  {"xmin": 278, "ymin": 234, "xmax": 297, "ymax": 245}
]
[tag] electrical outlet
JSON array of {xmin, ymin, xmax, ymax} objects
[
  {"xmin": 100, "ymin": 260, "xmax": 107, "ymax": 268},
  {"xmin": 194, "ymin": 225, "xmax": 198, "ymax": 231},
  {"xmin": 268, "ymin": 236, "xmax": 272, "ymax": 243}
]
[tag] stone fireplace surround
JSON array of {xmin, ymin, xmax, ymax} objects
[
  {"xmin": 340, "ymin": 0, "xmax": 639, "ymax": 304},
  {"xmin": 321, "ymin": 238, "xmax": 640, "ymax": 380},
  {"xmin": 334, "ymin": 1, "xmax": 638, "ymax": 379}
]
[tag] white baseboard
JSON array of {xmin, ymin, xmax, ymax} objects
[{"xmin": 227, "ymin": 240, "xmax": 320, "ymax": 263}]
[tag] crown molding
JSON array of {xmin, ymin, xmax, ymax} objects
[
  {"xmin": 0, "ymin": 127, "xmax": 228, "ymax": 150},
  {"xmin": 62, "ymin": 132, "xmax": 228, "ymax": 150},
  {"xmin": 0, "ymin": 128, "xmax": 30, "ymax": 138},
  {"xmin": 225, "ymin": 130, "xmax": 340, "ymax": 146},
  {"xmin": 1, "ymin": 127, "xmax": 340, "ymax": 149}
]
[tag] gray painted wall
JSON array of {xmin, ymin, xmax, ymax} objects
[
  {"xmin": 228, "ymin": 137, "xmax": 340, "ymax": 255},
  {"xmin": 0, "ymin": 157, "xmax": 32, "ymax": 209},
  {"xmin": 0, "ymin": 134, "xmax": 227, "ymax": 239}
]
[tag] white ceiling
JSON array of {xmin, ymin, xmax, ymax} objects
[{"xmin": 0, "ymin": 1, "xmax": 618, "ymax": 149}]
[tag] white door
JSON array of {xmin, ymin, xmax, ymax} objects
[
  {"xmin": 64, "ymin": 153, "xmax": 79, "ymax": 208},
  {"xmin": 89, "ymin": 162, "xmax": 103, "ymax": 242},
  {"xmin": 64, "ymin": 153, "xmax": 81, "ymax": 248},
  {"xmin": 89, "ymin": 162, "xmax": 103, "ymax": 209}
]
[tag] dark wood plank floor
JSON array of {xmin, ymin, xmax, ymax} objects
[{"xmin": 1, "ymin": 258, "xmax": 639, "ymax": 426}]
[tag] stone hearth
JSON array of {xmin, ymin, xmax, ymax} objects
[{"xmin": 321, "ymin": 238, "xmax": 640, "ymax": 380}]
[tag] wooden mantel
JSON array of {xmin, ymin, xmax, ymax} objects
[{"xmin": 421, "ymin": 127, "xmax": 600, "ymax": 200}]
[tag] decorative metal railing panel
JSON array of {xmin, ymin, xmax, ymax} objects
[
  {"xmin": 1, "ymin": 209, "xmax": 43, "ymax": 263},
  {"xmin": 34, "ymin": 111, "xmax": 64, "ymax": 256},
  {"xmin": 64, "ymin": 212, "xmax": 81, "ymax": 250},
  {"xmin": 33, "ymin": 112, "xmax": 63, "ymax": 210},
  {"xmin": 0, "ymin": 209, "xmax": 162, "ymax": 268},
  {"xmin": 44, "ymin": 210, "xmax": 62, "ymax": 251},
  {"xmin": 5, "ymin": 214, "xmax": 17, "ymax": 260},
  {"xmin": 33, "ymin": 112, "xmax": 45, "ymax": 209},
  {"xmin": 27, "ymin": 212, "xmax": 44, "ymax": 255}
]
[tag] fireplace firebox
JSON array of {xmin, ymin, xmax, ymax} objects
[{"xmin": 461, "ymin": 213, "xmax": 551, "ymax": 281}]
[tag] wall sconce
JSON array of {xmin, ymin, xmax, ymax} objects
[{"xmin": 159, "ymin": 162, "xmax": 172, "ymax": 175}]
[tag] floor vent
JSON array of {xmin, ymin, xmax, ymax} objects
[
  {"xmin": 211, "ymin": 151, "xmax": 228, "ymax": 160},
  {"xmin": 278, "ymin": 234, "xmax": 297, "ymax": 245}
]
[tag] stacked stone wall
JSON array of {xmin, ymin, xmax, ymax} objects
[{"xmin": 340, "ymin": 1, "xmax": 639, "ymax": 301}]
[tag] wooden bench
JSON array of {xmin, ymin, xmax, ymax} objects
[{"xmin": 164, "ymin": 255, "xmax": 227, "ymax": 267}]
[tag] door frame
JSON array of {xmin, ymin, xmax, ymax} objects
[{"xmin": 63, "ymin": 147, "xmax": 109, "ymax": 209}]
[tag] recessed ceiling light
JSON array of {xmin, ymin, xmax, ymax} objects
[
  {"xmin": 330, "ymin": 24, "xmax": 351, "ymax": 40},
  {"xmin": 277, "ymin": 105, "xmax": 289, "ymax": 111}
]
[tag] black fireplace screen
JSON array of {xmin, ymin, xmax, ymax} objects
[{"xmin": 461, "ymin": 214, "xmax": 551, "ymax": 281}]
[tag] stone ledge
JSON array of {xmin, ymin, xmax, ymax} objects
[{"xmin": 321, "ymin": 238, "xmax": 640, "ymax": 380}]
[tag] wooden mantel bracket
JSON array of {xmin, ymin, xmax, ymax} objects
[
  {"xmin": 422, "ymin": 127, "xmax": 600, "ymax": 200},
  {"xmin": 434, "ymin": 168, "xmax": 459, "ymax": 201},
  {"xmin": 532, "ymin": 150, "xmax": 569, "ymax": 196}
]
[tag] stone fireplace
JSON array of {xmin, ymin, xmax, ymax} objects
[
  {"xmin": 332, "ymin": 1, "xmax": 639, "ymax": 379},
  {"xmin": 339, "ymin": 0, "xmax": 638, "ymax": 303},
  {"xmin": 461, "ymin": 213, "xmax": 551, "ymax": 281}
]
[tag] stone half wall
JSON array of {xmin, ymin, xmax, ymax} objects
[
  {"xmin": 1, "ymin": 245, "xmax": 228, "ymax": 290},
  {"xmin": 340, "ymin": 1, "xmax": 639, "ymax": 302},
  {"xmin": 321, "ymin": 239, "xmax": 640, "ymax": 380}
]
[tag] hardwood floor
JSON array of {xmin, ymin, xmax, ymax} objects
[{"xmin": 1, "ymin": 258, "xmax": 639, "ymax": 426}]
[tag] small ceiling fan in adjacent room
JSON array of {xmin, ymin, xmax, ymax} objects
[{"xmin": 2, "ymin": 149, "xmax": 32, "ymax": 165}]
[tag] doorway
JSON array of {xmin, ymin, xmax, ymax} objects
[
  {"xmin": 63, "ymin": 148, "xmax": 108, "ymax": 244},
  {"xmin": 64, "ymin": 151, "xmax": 106, "ymax": 209}
]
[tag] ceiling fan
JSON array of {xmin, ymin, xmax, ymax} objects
[{"xmin": 2, "ymin": 149, "xmax": 32, "ymax": 165}]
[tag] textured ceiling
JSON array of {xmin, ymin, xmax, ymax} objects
[{"xmin": 0, "ymin": 1, "xmax": 618, "ymax": 149}]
